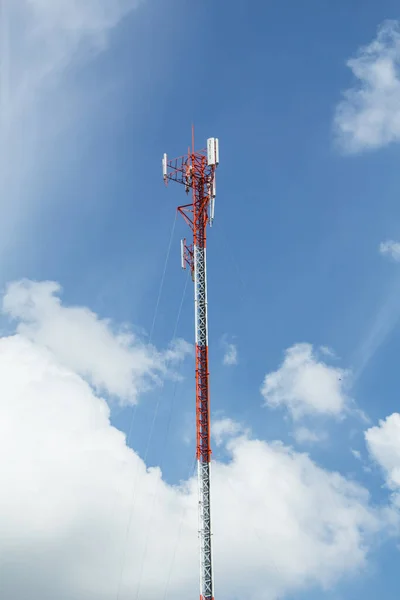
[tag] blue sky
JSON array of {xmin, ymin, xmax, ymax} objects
[{"xmin": 3, "ymin": 1, "xmax": 400, "ymax": 600}]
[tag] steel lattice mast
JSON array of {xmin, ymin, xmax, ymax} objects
[{"xmin": 162, "ymin": 128, "xmax": 219, "ymax": 600}]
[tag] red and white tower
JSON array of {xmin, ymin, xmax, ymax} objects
[{"xmin": 162, "ymin": 129, "xmax": 219, "ymax": 600}]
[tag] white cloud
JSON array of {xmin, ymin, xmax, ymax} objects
[
  {"xmin": 2, "ymin": 279, "xmax": 191, "ymax": 403},
  {"xmin": 293, "ymin": 427, "xmax": 327, "ymax": 445},
  {"xmin": 320, "ymin": 346, "xmax": 337, "ymax": 359},
  {"xmin": 365, "ymin": 413, "xmax": 400, "ymax": 505},
  {"xmin": 261, "ymin": 343, "xmax": 349, "ymax": 420},
  {"xmin": 223, "ymin": 343, "xmax": 238, "ymax": 366},
  {"xmin": 0, "ymin": 332, "xmax": 392, "ymax": 599},
  {"xmin": 334, "ymin": 20, "xmax": 400, "ymax": 153},
  {"xmin": 352, "ymin": 274, "xmax": 400, "ymax": 381},
  {"xmin": 221, "ymin": 336, "xmax": 238, "ymax": 366},
  {"xmin": 379, "ymin": 240, "xmax": 400, "ymax": 262},
  {"xmin": 212, "ymin": 418, "xmax": 246, "ymax": 446},
  {"xmin": 4, "ymin": 0, "xmax": 141, "ymax": 121}
]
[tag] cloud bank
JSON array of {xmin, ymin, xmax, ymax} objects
[{"xmin": 0, "ymin": 284, "xmax": 393, "ymax": 600}]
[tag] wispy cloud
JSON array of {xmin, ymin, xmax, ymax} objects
[
  {"xmin": 353, "ymin": 240, "xmax": 400, "ymax": 377},
  {"xmin": 353, "ymin": 239, "xmax": 400, "ymax": 379},
  {"xmin": 3, "ymin": 0, "xmax": 141, "ymax": 119},
  {"xmin": 320, "ymin": 346, "xmax": 337, "ymax": 359},
  {"xmin": 353, "ymin": 272, "xmax": 400, "ymax": 380},
  {"xmin": 0, "ymin": 0, "xmax": 141, "ymax": 261},
  {"xmin": 293, "ymin": 427, "xmax": 327, "ymax": 445},
  {"xmin": 380, "ymin": 240, "xmax": 400, "ymax": 262},
  {"xmin": 223, "ymin": 343, "xmax": 238, "ymax": 366},
  {"xmin": 334, "ymin": 20, "xmax": 400, "ymax": 153},
  {"xmin": 221, "ymin": 335, "xmax": 238, "ymax": 366}
]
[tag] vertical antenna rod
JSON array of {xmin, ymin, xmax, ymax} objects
[{"xmin": 163, "ymin": 130, "xmax": 219, "ymax": 600}]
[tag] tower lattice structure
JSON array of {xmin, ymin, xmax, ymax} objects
[{"xmin": 162, "ymin": 129, "xmax": 219, "ymax": 600}]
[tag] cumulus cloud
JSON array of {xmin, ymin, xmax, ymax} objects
[
  {"xmin": 212, "ymin": 418, "xmax": 246, "ymax": 446},
  {"xmin": 334, "ymin": 20, "xmax": 400, "ymax": 153},
  {"xmin": 379, "ymin": 240, "xmax": 400, "ymax": 262},
  {"xmin": 261, "ymin": 344, "xmax": 349, "ymax": 420},
  {"xmin": 0, "ymin": 332, "xmax": 392, "ymax": 600},
  {"xmin": 2, "ymin": 279, "xmax": 191, "ymax": 403},
  {"xmin": 365, "ymin": 413, "xmax": 400, "ymax": 506}
]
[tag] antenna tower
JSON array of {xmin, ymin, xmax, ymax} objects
[{"xmin": 162, "ymin": 128, "xmax": 219, "ymax": 600}]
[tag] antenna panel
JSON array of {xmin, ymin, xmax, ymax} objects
[
  {"xmin": 207, "ymin": 138, "xmax": 216, "ymax": 166},
  {"xmin": 210, "ymin": 197, "xmax": 215, "ymax": 226},
  {"xmin": 162, "ymin": 153, "xmax": 168, "ymax": 179},
  {"xmin": 181, "ymin": 239, "xmax": 186, "ymax": 269}
]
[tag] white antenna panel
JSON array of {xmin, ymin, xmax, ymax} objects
[
  {"xmin": 207, "ymin": 138, "xmax": 220, "ymax": 166},
  {"xmin": 207, "ymin": 138, "xmax": 216, "ymax": 166},
  {"xmin": 180, "ymin": 239, "xmax": 185, "ymax": 269},
  {"xmin": 162, "ymin": 153, "xmax": 168, "ymax": 178},
  {"xmin": 210, "ymin": 197, "xmax": 215, "ymax": 226}
]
